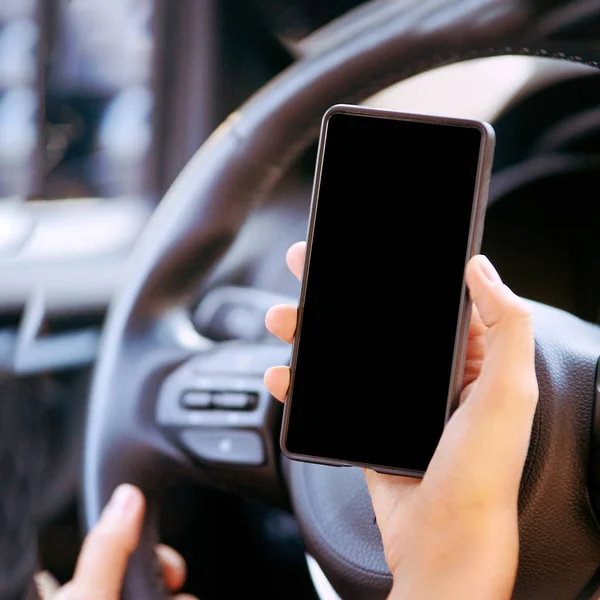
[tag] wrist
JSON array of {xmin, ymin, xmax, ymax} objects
[{"xmin": 387, "ymin": 515, "xmax": 518, "ymax": 600}]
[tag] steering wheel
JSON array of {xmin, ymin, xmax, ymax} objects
[{"xmin": 83, "ymin": 0, "xmax": 600, "ymax": 599}]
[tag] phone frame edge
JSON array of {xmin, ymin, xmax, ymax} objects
[{"xmin": 280, "ymin": 103, "xmax": 496, "ymax": 479}]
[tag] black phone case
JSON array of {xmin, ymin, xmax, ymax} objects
[{"xmin": 280, "ymin": 103, "xmax": 496, "ymax": 477}]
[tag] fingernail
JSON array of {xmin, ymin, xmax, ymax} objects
[
  {"xmin": 478, "ymin": 255, "xmax": 502, "ymax": 284},
  {"xmin": 104, "ymin": 484, "xmax": 140, "ymax": 520}
]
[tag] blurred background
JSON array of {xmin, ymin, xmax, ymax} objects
[
  {"xmin": 1, "ymin": 0, "xmax": 154, "ymax": 200},
  {"xmin": 1, "ymin": 1, "xmax": 599, "ymax": 599}
]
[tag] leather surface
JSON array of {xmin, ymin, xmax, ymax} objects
[
  {"xmin": 285, "ymin": 461, "xmax": 392, "ymax": 600},
  {"xmin": 515, "ymin": 302, "xmax": 600, "ymax": 599},
  {"xmin": 82, "ymin": 0, "xmax": 600, "ymax": 598}
]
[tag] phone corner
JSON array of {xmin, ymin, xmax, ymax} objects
[
  {"xmin": 278, "ymin": 426, "xmax": 294, "ymax": 461},
  {"xmin": 322, "ymin": 103, "xmax": 354, "ymax": 123},
  {"xmin": 279, "ymin": 446, "xmax": 296, "ymax": 463},
  {"xmin": 479, "ymin": 120, "xmax": 497, "ymax": 145},
  {"xmin": 279, "ymin": 445, "xmax": 310, "ymax": 466}
]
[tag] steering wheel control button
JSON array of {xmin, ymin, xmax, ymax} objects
[
  {"xmin": 180, "ymin": 391, "xmax": 213, "ymax": 409},
  {"xmin": 156, "ymin": 343, "xmax": 291, "ymax": 426},
  {"xmin": 179, "ymin": 429, "xmax": 265, "ymax": 466},
  {"xmin": 212, "ymin": 391, "xmax": 257, "ymax": 410}
]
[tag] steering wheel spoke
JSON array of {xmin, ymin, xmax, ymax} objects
[
  {"xmin": 84, "ymin": 311, "xmax": 203, "ymax": 516},
  {"xmin": 85, "ymin": 309, "xmax": 290, "ymax": 598},
  {"xmin": 156, "ymin": 341, "xmax": 290, "ymax": 500}
]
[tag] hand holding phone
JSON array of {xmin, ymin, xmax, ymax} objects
[
  {"xmin": 264, "ymin": 245, "xmax": 538, "ymax": 600},
  {"xmin": 280, "ymin": 104, "xmax": 496, "ymax": 477}
]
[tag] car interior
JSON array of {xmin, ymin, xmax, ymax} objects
[{"xmin": 3, "ymin": 0, "xmax": 600, "ymax": 599}]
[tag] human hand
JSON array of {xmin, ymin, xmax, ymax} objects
[
  {"xmin": 264, "ymin": 241, "xmax": 538, "ymax": 600},
  {"xmin": 35, "ymin": 485, "xmax": 197, "ymax": 600}
]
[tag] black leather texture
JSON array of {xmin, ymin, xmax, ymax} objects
[
  {"xmin": 515, "ymin": 303, "xmax": 600, "ymax": 599},
  {"xmin": 82, "ymin": 0, "xmax": 600, "ymax": 598},
  {"xmin": 285, "ymin": 460, "xmax": 392, "ymax": 600}
]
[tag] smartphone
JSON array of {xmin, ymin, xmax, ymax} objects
[{"xmin": 280, "ymin": 104, "xmax": 495, "ymax": 477}]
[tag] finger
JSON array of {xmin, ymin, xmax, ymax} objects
[
  {"xmin": 425, "ymin": 256, "xmax": 538, "ymax": 504},
  {"xmin": 34, "ymin": 571, "xmax": 60, "ymax": 599},
  {"xmin": 264, "ymin": 366, "xmax": 290, "ymax": 402},
  {"xmin": 173, "ymin": 595, "xmax": 201, "ymax": 600},
  {"xmin": 157, "ymin": 544, "xmax": 186, "ymax": 592},
  {"xmin": 286, "ymin": 242, "xmax": 306, "ymax": 281},
  {"xmin": 465, "ymin": 255, "xmax": 538, "ymax": 414},
  {"xmin": 265, "ymin": 304, "xmax": 297, "ymax": 343},
  {"xmin": 466, "ymin": 302, "xmax": 486, "ymax": 357},
  {"xmin": 69, "ymin": 484, "xmax": 145, "ymax": 599}
]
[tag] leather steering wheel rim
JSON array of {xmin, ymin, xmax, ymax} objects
[{"xmin": 83, "ymin": 1, "xmax": 600, "ymax": 599}]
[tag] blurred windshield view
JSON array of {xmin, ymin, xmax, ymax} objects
[
  {"xmin": 0, "ymin": 0, "xmax": 39, "ymax": 199},
  {"xmin": 0, "ymin": 0, "xmax": 156, "ymax": 201}
]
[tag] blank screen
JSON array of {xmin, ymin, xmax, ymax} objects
[{"xmin": 284, "ymin": 111, "xmax": 484, "ymax": 473}]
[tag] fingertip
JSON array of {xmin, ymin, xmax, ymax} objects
[
  {"xmin": 265, "ymin": 304, "xmax": 297, "ymax": 344},
  {"xmin": 465, "ymin": 255, "xmax": 501, "ymax": 292},
  {"xmin": 286, "ymin": 241, "xmax": 306, "ymax": 261},
  {"xmin": 264, "ymin": 365, "xmax": 290, "ymax": 402},
  {"xmin": 71, "ymin": 485, "xmax": 147, "ymax": 596},
  {"xmin": 466, "ymin": 255, "xmax": 506, "ymax": 328},
  {"xmin": 157, "ymin": 544, "xmax": 186, "ymax": 592},
  {"xmin": 475, "ymin": 254, "xmax": 502, "ymax": 284},
  {"xmin": 286, "ymin": 241, "xmax": 306, "ymax": 280},
  {"xmin": 86, "ymin": 484, "xmax": 146, "ymax": 562},
  {"xmin": 102, "ymin": 484, "xmax": 145, "ymax": 524},
  {"xmin": 467, "ymin": 255, "xmax": 532, "ymax": 328},
  {"xmin": 34, "ymin": 571, "xmax": 60, "ymax": 600},
  {"xmin": 265, "ymin": 305, "xmax": 278, "ymax": 335}
]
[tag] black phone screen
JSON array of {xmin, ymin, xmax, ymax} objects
[{"xmin": 284, "ymin": 110, "xmax": 486, "ymax": 473}]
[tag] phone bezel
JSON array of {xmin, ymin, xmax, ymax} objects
[{"xmin": 280, "ymin": 103, "xmax": 496, "ymax": 477}]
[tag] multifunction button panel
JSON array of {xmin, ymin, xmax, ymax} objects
[{"xmin": 156, "ymin": 342, "xmax": 290, "ymax": 466}]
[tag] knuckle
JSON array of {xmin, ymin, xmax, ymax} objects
[
  {"xmin": 502, "ymin": 290, "xmax": 532, "ymax": 322},
  {"xmin": 55, "ymin": 582, "xmax": 95, "ymax": 600},
  {"xmin": 521, "ymin": 376, "xmax": 540, "ymax": 406},
  {"xmin": 480, "ymin": 374, "xmax": 538, "ymax": 415}
]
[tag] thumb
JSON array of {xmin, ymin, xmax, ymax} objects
[
  {"xmin": 465, "ymin": 255, "xmax": 538, "ymax": 415},
  {"xmin": 424, "ymin": 256, "xmax": 538, "ymax": 503}
]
